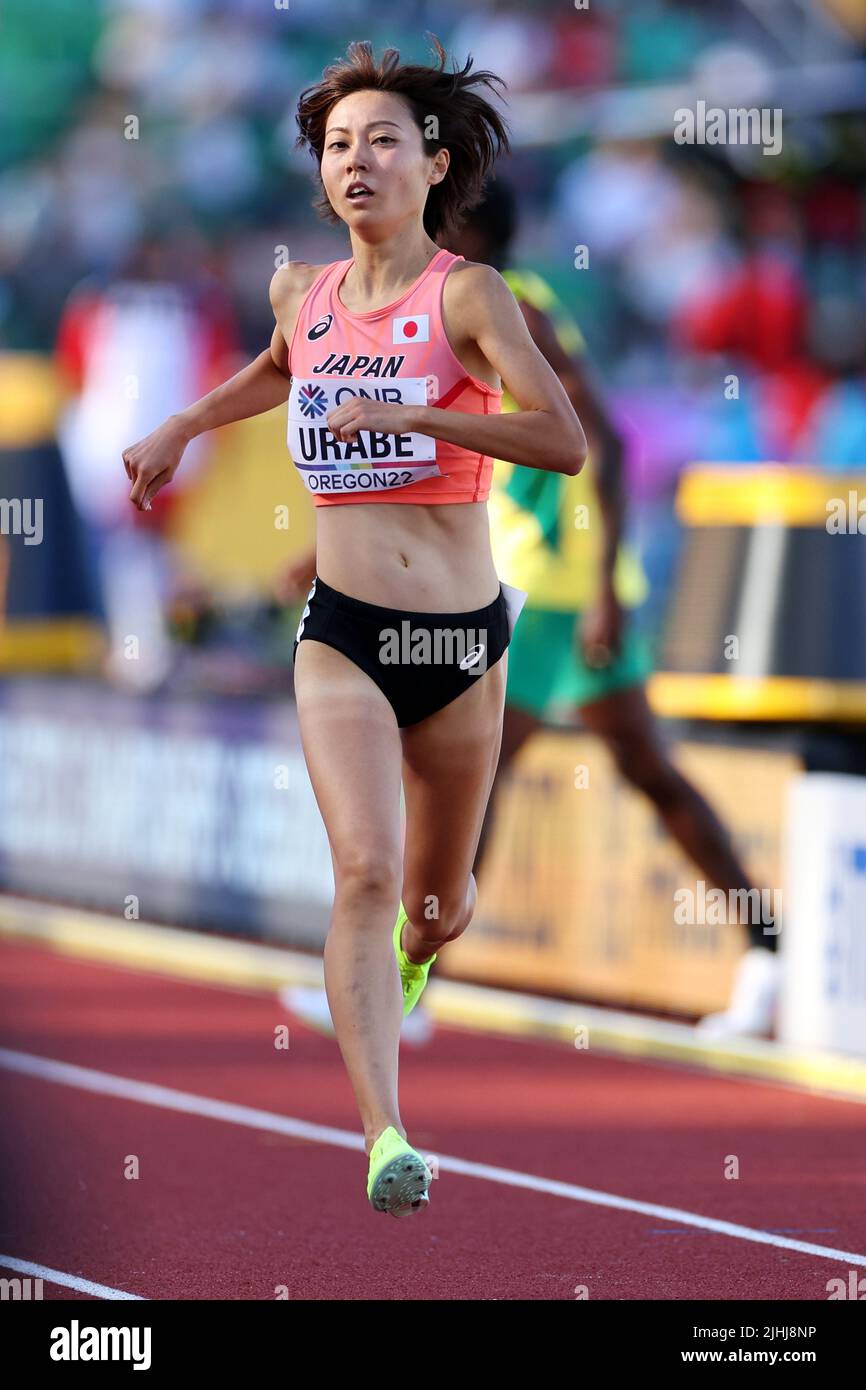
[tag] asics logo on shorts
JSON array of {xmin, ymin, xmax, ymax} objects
[{"xmin": 459, "ymin": 643, "xmax": 486, "ymax": 670}]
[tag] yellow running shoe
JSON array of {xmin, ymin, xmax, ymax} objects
[
  {"xmin": 366, "ymin": 1125, "xmax": 432, "ymax": 1217},
  {"xmin": 393, "ymin": 902, "xmax": 437, "ymax": 1016}
]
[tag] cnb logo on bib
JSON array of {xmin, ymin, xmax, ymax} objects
[{"xmin": 287, "ymin": 374, "xmax": 442, "ymax": 496}]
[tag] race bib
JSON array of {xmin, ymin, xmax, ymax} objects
[{"xmin": 288, "ymin": 375, "xmax": 441, "ymax": 496}]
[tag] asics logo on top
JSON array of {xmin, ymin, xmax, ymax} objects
[
  {"xmin": 459, "ymin": 644, "xmax": 486, "ymax": 670},
  {"xmin": 307, "ymin": 313, "xmax": 333, "ymax": 341},
  {"xmin": 298, "ymin": 384, "xmax": 329, "ymax": 419}
]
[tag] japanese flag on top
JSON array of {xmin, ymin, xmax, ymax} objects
[{"xmin": 392, "ymin": 313, "xmax": 430, "ymax": 344}]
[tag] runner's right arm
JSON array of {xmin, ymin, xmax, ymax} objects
[{"xmin": 124, "ymin": 269, "xmax": 299, "ymax": 511}]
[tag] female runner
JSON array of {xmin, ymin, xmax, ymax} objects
[{"xmin": 123, "ymin": 37, "xmax": 586, "ymax": 1218}]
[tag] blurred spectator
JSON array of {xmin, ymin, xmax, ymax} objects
[
  {"xmin": 450, "ymin": 0, "xmax": 555, "ymax": 96},
  {"xmin": 0, "ymin": 0, "xmax": 863, "ymax": 678},
  {"xmin": 54, "ymin": 229, "xmax": 239, "ymax": 687},
  {"xmin": 554, "ymin": 140, "xmax": 684, "ymax": 265}
]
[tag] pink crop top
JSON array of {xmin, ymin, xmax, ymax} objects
[{"xmin": 286, "ymin": 247, "xmax": 502, "ymax": 506}]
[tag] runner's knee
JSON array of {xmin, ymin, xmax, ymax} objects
[
  {"xmin": 333, "ymin": 848, "xmax": 403, "ymax": 909},
  {"xmin": 403, "ymin": 875, "xmax": 474, "ymax": 940}
]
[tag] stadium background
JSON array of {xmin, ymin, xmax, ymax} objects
[{"xmin": 1, "ymin": 0, "xmax": 866, "ymax": 1045}]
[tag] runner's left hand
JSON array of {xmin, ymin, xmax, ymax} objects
[{"xmin": 326, "ymin": 398, "xmax": 417, "ymax": 443}]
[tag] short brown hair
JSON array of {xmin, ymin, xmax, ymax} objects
[{"xmin": 294, "ymin": 34, "xmax": 511, "ymax": 242}]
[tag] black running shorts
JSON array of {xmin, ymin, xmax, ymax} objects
[{"xmin": 292, "ymin": 574, "xmax": 519, "ymax": 728}]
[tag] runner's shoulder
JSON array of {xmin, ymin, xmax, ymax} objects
[
  {"xmin": 443, "ymin": 259, "xmax": 515, "ymax": 326},
  {"xmin": 269, "ymin": 261, "xmax": 328, "ymax": 312},
  {"xmin": 445, "ymin": 258, "xmax": 505, "ymax": 292}
]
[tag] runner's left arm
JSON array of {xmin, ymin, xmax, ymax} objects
[{"xmin": 326, "ymin": 265, "xmax": 587, "ymax": 476}]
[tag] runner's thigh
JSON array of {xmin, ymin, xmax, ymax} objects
[
  {"xmin": 400, "ymin": 652, "xmax": 508, "ymax": 918},
  {"xmin": 293, "ymin": 639, "xmax": 404, "ymax": 890}
]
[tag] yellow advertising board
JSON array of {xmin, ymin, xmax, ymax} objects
[{"xmin": 439, "ymin": 732, "xmax": 800, "ymax": 1016}]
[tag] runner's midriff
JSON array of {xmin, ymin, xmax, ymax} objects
[{"xmin": 315, "ymin": 500, "xmax": 501, "ymax": 611}]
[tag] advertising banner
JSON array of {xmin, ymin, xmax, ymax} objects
[
  {"xmin": 441, "ymin": 731, "xmax": 799, "ymax": 1015},
  {"xmin": 0, "ymin": 679, "xmax": 334, "ymax": 943},
  {"xmin": 0, "ymin": 680, "xmax": 806, "ymax": 1020},
  {"xmin": 780, "ymin": 773, "xmax": 866, "ymax": 1056}
]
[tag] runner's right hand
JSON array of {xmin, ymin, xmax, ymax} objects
[
  {"xmin": 123, "ymin": 415, "xmax": 191, "ymax": 511},
  {"xmin": 274, "ymin": 550, "xmax": 317, "ymax": 603}
]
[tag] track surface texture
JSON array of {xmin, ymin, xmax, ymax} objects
[{"xmin": 1, "ymin": 940, "xmax": 864, "ymax": 1300}]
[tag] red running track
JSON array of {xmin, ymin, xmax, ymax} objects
[{"xmin": 1, "ymin": 938, "xmax": 865, "ymax": 1301}]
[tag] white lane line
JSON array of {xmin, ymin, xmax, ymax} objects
[
  {"xmin": 6, "ymin": 892, "xmax": 866, "ymax": 1104},
  {"xmin": 3, "ymin": 1047, "xmax": 865, "ymax": 1269},
  {"xmin": 0, "ymin": 1253, "xmax": 146, "ymax": 1300}
]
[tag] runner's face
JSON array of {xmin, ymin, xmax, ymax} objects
[{"xmin": 321, "ymin": 91, "xmax": 447, "ymax": 234}]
